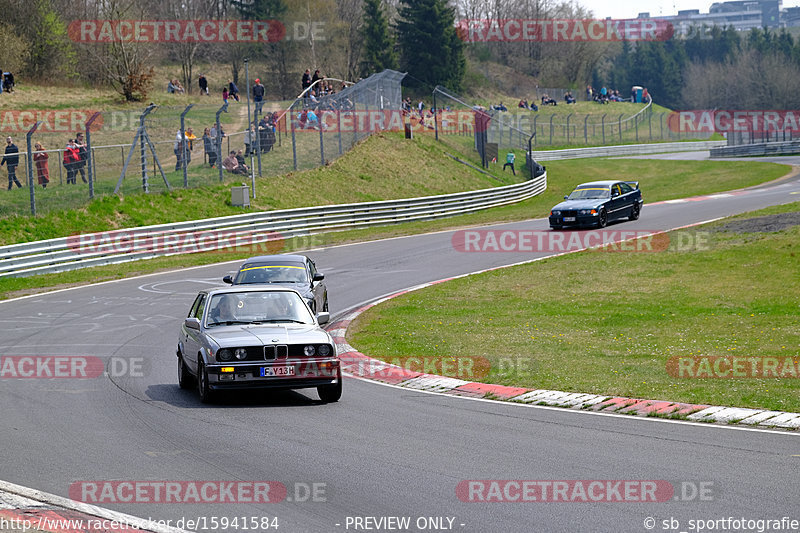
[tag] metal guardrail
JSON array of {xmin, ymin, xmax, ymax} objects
[
  {"xmin": 0, "ymin": 173, "xmax": 547, "ymax": 278},
  {"xmin": 710, "ymin": 141, "xmax": 800, "ymax": 158},
  {"xmin": 530, "ymin": 141, "xmax": 727, "ymax": 161}
]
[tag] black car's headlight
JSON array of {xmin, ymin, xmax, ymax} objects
[
  {"xmin": 304, "ymin": 345, "xmax": 316, "ymax": 356},
  {"xmin": 318, "ymin": 344, "xmax": 332, "ymax": 357},
  {"xmin": 551, "ymin": 210, "xmax": 561, "ymax": 216},
  {"xmin": 235, "ymin": 348, "xmax": 248, "ymax": 360},
  {"xmin": 579, "ymin": 209, "xmax": 598, "ymax": 215},
  {"xmin": 217, "ymin": 348, "xmax": 233, "ymax": 361}
]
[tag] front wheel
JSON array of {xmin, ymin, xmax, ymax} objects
[
  {"xmin": 197, "ymin": 360, "xmax": 215, "ymax": 403},
  {"xmin": 629, "ymin": 203, "xmax": 641, "ymax": 221},
  {"xmin": 597, "ymin": 208, "xmax": 608, "ymax": 228},
  {"xmin": 318, "ymin": 370, "xmax": 342, "ymax": 403},
  {"xmin": 178, "ymin": 352, "xmax": 193, "ymax": 389}
]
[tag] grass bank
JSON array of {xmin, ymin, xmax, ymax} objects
[{"xmin": 348, "ymin": 202, "xmax": 800, "ymax": 413}]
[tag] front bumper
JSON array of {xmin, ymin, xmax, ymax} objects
[
  {"xmin": 549, "ymin": 214, "xmax": 599, "ymax": 228},
  {"xmin": 206, "ymin": 358, "xmax": 340, "ymax": 390}
]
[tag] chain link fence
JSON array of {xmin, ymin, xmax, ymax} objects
[{"xmin": 1, "ymin": 70, "xmax": 406, "ymax": 217}]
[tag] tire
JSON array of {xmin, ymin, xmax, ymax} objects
[
  {"xmin": 197, "ymin": 359, "xmax": 215, "ymax": 403},
  {"xmin": 178, "ymin": 351, "xmax": 193, "ymax": 389},
  {"xmin": 597, "ymin": 208, "xmax": 608, "ymax": 228},
  {"xmin": 629, "ymin": 203, "xmax": 641, "ymax": 221},
  {"xmin": 317, "ymin": 369, "xmax": 342, "ymax": 403}
]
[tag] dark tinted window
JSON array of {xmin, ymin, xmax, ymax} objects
[{"xmin": 619, "ymin": 183, "xmax": 633, "ymax": 194}]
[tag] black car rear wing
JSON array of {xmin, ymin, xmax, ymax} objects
[{"xmin": 624, "ymin": 181, "xmax": 639, "ymax": 190}]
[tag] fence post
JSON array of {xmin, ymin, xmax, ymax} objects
[
  {"xmin": 180, "ymin": 104, "xmax": 193, "ymax": 188},
  {"xmin": 433, "ymin": 89, "xmax": 439, "ymax": 141},
  {"xmin": 584, "ymin": 115, "xmax": 588, "ymax": 144},
  {"xmin": 254, "ymin": 106, "xmax": 262, "ymax": 177},
  {"xmin": 549, "ymin": 114, "xmax": 554, "ymax": 145},
  {"xmin": 648, "ymin": 108, "xmax": 652, "ymax": 141},
  {"xmin": 618, "ymin": 114, "xmax": 623, "ymax": 142},
  {"xmin": 26, "ymin": 121, "xmax": 42, "ymax": 216},
  {"xmin": 635, "ymin": 114, "xmax": 639, "ymax": 142},
  {"xmin": 290, "ymin": 107, "xmax": 298, "ymax": 171},
  {"xmin": 566, "ymin": 113, "xmax": 572, "ymax": 144},
  {"xmin": 601, "ymin": 114, "xmax": 606, "ymax": 144},
  {"xmin": 318, "ymin": 115, "xmax": 325, "ymax": 166},
  {"xmin": 533, "ymin": 116, "xmax": 538, "ymax": 146},
  {"xmin": 216, "ymin": 102, "xmax": 229, "ymax": 183},
  {"xmin": 85, "ymin": 112, "xmax": 101, "ymax": 199},
  {"xmin": 337, "ymin": 108, "xmax": 343, "ymax": 155}
]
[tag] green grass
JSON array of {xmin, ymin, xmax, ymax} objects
[{"xmin": 348, "ymin": 202, "xmax": 800, "ymax": 412}]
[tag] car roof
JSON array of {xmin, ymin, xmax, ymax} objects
[
  {"xmin": 241, "ymin": 254, "xmax": 308, "ymax": 264},
  {"xmin": 203, "ymin": 286, "xmax": 305, "ymax": 297},
  {"xmin": 574, "ymin": 181, "xmax": 620, "ymax": 188}
]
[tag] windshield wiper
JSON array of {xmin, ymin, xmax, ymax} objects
[
  {"xmin": 261, "ymin": 319, "xmax": 308, "ymax": 324},
  {"xmin": 208, "ymin": 320, "xmax": 252, "ymax": 327}
]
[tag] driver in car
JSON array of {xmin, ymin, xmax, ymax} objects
[{"xmin": 211, "ymin": 294, "xmax": 238, "ymax": 323}]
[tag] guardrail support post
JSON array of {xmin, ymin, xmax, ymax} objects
[{"xmin": 26, "ymin": 121, "xmax": 42, "ymax": 216}]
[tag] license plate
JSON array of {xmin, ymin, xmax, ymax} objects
[
  {"xmin": 260, "ymin": 366, "xmax": 295, "ymax": 377},
  {"xmin": 563, "ymin": 216, "xmax": 576, "ymax": 222}
]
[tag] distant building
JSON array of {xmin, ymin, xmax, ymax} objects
[{"xmin": 637, "ymin": 0, "xmax": 792, "ymax": 34}]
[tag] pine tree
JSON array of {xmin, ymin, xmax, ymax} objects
[
  {"xmin": 360, "ymin": 0, "xmax": 398, "ymax": 77},
  {"xmin": 231, "ymin": 0, "xmax": 287, "ymax": 21},
  {"xmin": 395, "ymin": 0, "xmax": 465, "ymax": 91}
]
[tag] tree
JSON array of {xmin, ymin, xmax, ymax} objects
[
  {"xmin": 360, "ymin": 0, "xmax": 397, "ymax": 77},
  {"xmin": 395, "ymin": 0, "xmax": 465, "ymax": 91}
]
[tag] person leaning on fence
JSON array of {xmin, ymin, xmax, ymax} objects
[
  {"xmin": 2, "ymin": 136, "xmax": 22, "ymax": 189},
  {"xmin": 202, "ymin": 128, "xmax": 217, "ymax": 168},
  {"xmin": 228, "ymin": 80, "xmax": 239, "ymax": 102},
  {"xmin": 62, "ymin": 139, "xmax": 80, "ymax": 184},
  {"xmin": 33, "ymin": 142, "xmax": 49, "ymax": 188},
  {"xmin": 503, "ymin": 152, "xmax": 516, "ymax": 176},
  {"xmin": 74, "ymin": 132, "xmax": 88, "ymax": 183}
]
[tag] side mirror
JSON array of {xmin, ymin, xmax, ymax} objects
[
  {"xmin": 222, "ymin": 274, "xmax": 234, "ymax": 284},
  {"xmin": 564, "ymin": 195, "xmax": 569, "ymax": 200},
  {"xmin": 312, "ymin": 272, "xmax": 325, "ymax": 282},
  {"xmin": 184, "ymin": 317, "xmax": 201, "ymax": 330},
  {"xmin": 316, "ymin": 312, "xmax": 330, "ymax": 325},
  {"xmin": 612, "ymin": 191, "xmax": 619, "ymax": 198}
]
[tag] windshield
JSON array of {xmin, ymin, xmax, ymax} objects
[
  {"xmin": 206, "ymin": 291, "xmax": 314, "ymax": 327},
  {"xmin": 567, "ymin": 187, "xmax": 610, "ymax": 200},
  {"xmin": 234, "ymin": 264, "xmax": 308, "ymax": 284}
]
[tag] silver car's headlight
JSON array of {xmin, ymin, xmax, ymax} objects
[
  {"xmin": 217, "ymin": 348, "xmax": 233, "ymax": 361},
  {"xmin": 235, "ymin": 348, "xmax": 248, "ymax": 360},
  {"xmin": 318, "ymin": 344, "xmax": 331, "ymax": 357},
  {"xmin": 304, "ymin": 345, "xmax": 316, "ymax": 356}
]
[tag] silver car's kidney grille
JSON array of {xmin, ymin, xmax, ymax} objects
[{"xmin": 264, "ymin": 345, "xmax": 289, "ymax": 360}]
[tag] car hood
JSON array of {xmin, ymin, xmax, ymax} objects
[
  {"xmin": 207, "ymin": 324, "xmax": 331, "ymax": 346},
  {"xmin": 551, "ymin": 199, "xmax": 604, "ymax": 211}
]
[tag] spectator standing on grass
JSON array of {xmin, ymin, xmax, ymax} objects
[
  {"xmin": 33, "ymin": 142, "xmax": 49, "ymax": 188},
  {"xmin": 2, "ymin": 136, "xmax": 21, "ymax": 189},
  {"xmin": 202, "ymin": 127, "xmax": 217, "ymax": 168},
  {"xmin": 222, "ymin": 86, "xmax": 229, "ymax": 104},
  {"xmin": 252, "ymin": 79, "xmax": 265, "ymax": 112},
  {"xmin": 62, "ymin": 139, "xmax": 79, "ymax": 185},
  {"xmin": 74, "ymin": 132, "xmax": 88, "ymax": 183},
  {"xmin": 503, "ymin": 152, "xmax": 516, "ymax": 175},
  {"xmin": 311, "ymin": 69, "xmax": 323, "ymax": 97},
  {"xmin": 302, "ymin": 69, "xmax": 312, "ymax": 94},
  {"xmin": 244, "ymin": 124, "xmax": 253, "ymax": 157},
  {"xmin": 199, "ymin": 74, "xmax": 209, "ymax": 95}
]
